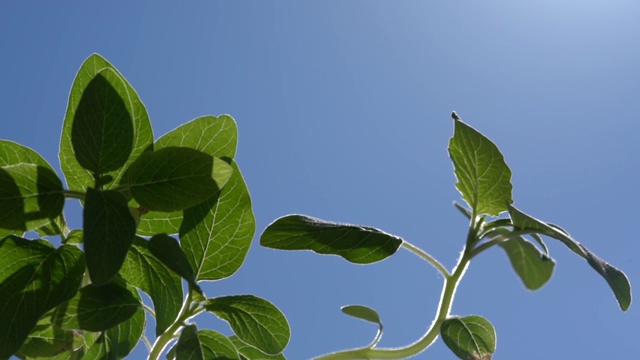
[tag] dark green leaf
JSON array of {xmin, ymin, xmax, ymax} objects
[
  {"xmin": 181, "ymin": 161, "xmax": 254, "ymax": 281},
  {"xmin": 341, "ymin": 305, "xmax": 382, "ymax": 326},
  {"xmin": 497, "ymin": 233, "xmax": 555, "ymax": 290},
  {"xmin": 508, "ymin": 205, "xmax": 632, "ymax": 311},
  {"xmin": 137, "ymin": 115, "xmax": 238, "ymax": 237},
  {"xmin": 71, "ymin": 69, "xmax": 133, "ymax": 174},
  {"xmin": 260, "ymin": 215, "xmax": 403, "ymax": 264},
  {"xmin": 82, "ymin": 333, "xmax": 116, "ymax": 360},
  {"xmin": 229, "ymin": 336, "xmax": 286, "ymax": 360},
  {"xmin": 0, "ymin": 164, "xmax": 64, "ymax": 232},
  {"xmin": 126, "ymin": 147, "xmax": 232, "ymax": 212},
  {"xmin": 448, "ymin": 115, "xmax": 513, "ymax": 216},
  {"xmin": 205, "ymin": 295, "xmax": 289, "ymax": 355},
  {"xmin": 177, "ymin": 325, "xmax": 239, "ymax": 360},
  {"xmin": 149, "ymin": 233, "xmax": 202, "ymax": 294},
  {"xmin": 35, "ymin": 213, "xmax": 68, "ymax": 237},
  {"xmin": 440, "ymin": 315, "xmax": 496, "ymax": 360},
  {"xmin": 0, "ymin": 238, "xmax": 84, "ymax": 358},
  {"xmin": 53, "ymin": 282, "xmax": 140, "ymax": 332},
  {"xmin": 103, "ymin": 287, "xmax": 145, "ymax": 359},
  {"xmin": 119, "ymin": 237, "xmax": 182, "ymax": 336},
  {"xmin": 60, "ymin": 53, "xmax": 154, "ymax": 193},
  {"xmin": 16, "ymin": 311, "xmax": 74, "ymax": 358},
  {"xmin": 84, "ymin": 188, "xmax": 136, "ymax": 286}
]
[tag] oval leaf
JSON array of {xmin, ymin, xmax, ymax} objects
[
  {"xmin": 508, "ymin": 204, "xmax": 632, "ymax": 311},
  {"xmin": 148, "ymin": 233, "xmax": 202, "ymax": 294},
  {"xmin": 181, "ymin": 160, "xmax": 255, "ymax": 281},
  {"xmin": 205, "ymin": 295, "xmax": 290, "ymax": 355},
  {"xmin": 53, "ymin": 282, "xmax": 140, "ymax": 332},
  {"xmin": 177, "ymin": 325, "xmax": 239, "ymax": 360},
  {"xmin": 125, "ymin": 147, "xmax": 232, "ymax": 212},
  {"xmin": 0, "ymin": 164, "xmax": 64, "ymax": 232},
  {"xmin": 260, "ymin": 215, "xmax": 403, "ymax": 264},
  {"xmin": 229, "ymin": 336, "xmax": 286, "ymax": 360},
  {"xmin": 341, "ymin": 305, "xmax": 382, "ymax": 325},
  {"xmin": 60, "ymin": 53, "xmax": 154, "ymax": 193},
  {"xmin": 84, "ymin": 188, "xmax": 136, "ymax": 286},
  {"xmin": 71, "ymin": 68, "xmax": 134, "ymax": 174},
  {"xmin": 448, "ymin": 113, "xmax": 513, "ymax": 216},
  {"xmin": 440, "ymin": 315, "xmax": 496, "ymax": 360}
]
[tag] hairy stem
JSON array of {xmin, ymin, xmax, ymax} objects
[{"xmin": 402, "ymin": 240, "xmax": 450, "ymax": 277}]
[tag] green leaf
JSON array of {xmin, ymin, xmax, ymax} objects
[
  {"xmin": 0, "ymin": 238, "xmax": 85, "ymax": 358},
  {"xmin": 229, "ymin": 336, "xmax": 286, "ymax": 360},
  {"xmin": 508, "ymin": 205, "xmax": 632, "ymax": 311},
  {"xmin": 125, "ymin": 147, "xmax": 233, "ymax": 212},
  {"xmin": 103, "ymin": 287, "xmax": 145, "ymax": 359},
  {"xmin": 35, "ymin": 213, "xmax": 68, "ymax": 237},
  {"xmin": 64, "ymin": 229, "xmax": 84, "ymax": 245},
  {"xmin": 148, "ymin": 233, "xmax": 202, "ymax": 293},
  {"xmin": 0, "ymin": 164, "xmax": 64, "ymax": 232},
  {"xmin": 53, "ymin": 282, "xmax": 140, "ymax": 332},
  {"xmin": 60, "ymin": 53, "xmax": 154, "ymax": 193},
  {"xmin": 498, "ymin": 234, "xmax": 555, "ymax": 290},
  {"xmin": 119, "ymin": 237, "xmax": 182, "ymax": 336},
  {"xmin": 448, "ymin": 114, "xmax": 513, "ymax": 216},
  {"xmin": 176, "ymin": 325, "xmax": 239, "ymax": 360},
  {"xmin": 260, "ymin": 215, "xmax": 403, "ymax": 264},
  {"xmin": 84, "ymin": 188, "xmax": 136, "ymax": 286},
  {"xmin": 70, "ymin": 68, "xmax": 134, "ymax": 175},
  {"xmin": 82, "ymin": 333, "xmax": 117, "ymax": 360},
  {"xmin": 181, "ymin": 160, "xmax": 255, "ymax": 281},
  {"xmin": 341, "ymin": 305, "xmax": 383, "ymax": 347},
  {"xmin": 205, "ymin": 295, "xmax": 290, "ymax": 355},
  {"xmin": 440, "ymin": 315, "xmax": 496, "ymax": 360},
  {"xmin": 136, "ymin": 115, "xmax": 238, "ymax": 237},
  {"xmin": 16, "ymin": 311, "xmax": 74, "ymax": 358}
]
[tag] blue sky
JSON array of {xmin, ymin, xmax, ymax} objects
[{"xmin": 1, "ymin": 1, "xmax": 638, "ymax": 359}]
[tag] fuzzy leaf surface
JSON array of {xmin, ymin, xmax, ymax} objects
[
  {"xmin": 205, "ymin": 295, "xmax": 289, "ymax": 355},
  {"xmin": 261, "ymin": 215, "xmax": 402, "ymax": 264},
  {"xmin": 448, "ymin": 117, "xmax": 513, "ymax": 216},
  {"xmin": 508, "ymin": 205, "xmax": 632, "ymax": 311}
]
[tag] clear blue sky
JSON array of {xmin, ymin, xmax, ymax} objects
[{"xmin": 1, "ymin": 1, "xmax": 638, "ymax": 359}]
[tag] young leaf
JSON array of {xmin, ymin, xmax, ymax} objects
[
  {"xmin": 0, "ymin": 238, "xmax": 85, "ymax": 358},
  {"xmin": 53, "ymin": 282, "xmax": 140, "ymax": 332},
  {"xmin": 125, "ymin": 147, "xmax": 233, "ymax": 212},
  {"xmin": 176, "ymin": 325, "xmax": 239, "ymax": 360},
  {"xmin": 136, "ymin": 115, "xmax": 238, "ymax": 236},
  {"xmin": 341, "ymin": 305, "xmax": 383, "ymax": 347},
  {"xmin": 508, "ymin": 204, "xmax": 632, "ymax": 311},
  {"xmin": 148, "ymin": 233, "xmax": 202, "ymax": 294},
  {"xmin": 60, "ymin": 53, "xmax": 154, "ymax": 193},
  {"xmin": 70, "ymin": 68, "xmax": 134, "ymax": 175},
  {"xmin": 228, "ymin": 336, "xmax": 286, "ymax": 360},
  {"xmin": 205, "ymin": 295, "xmax": 290, "ymax": 355},
  {"xmin": 440, "ymin": 315, "xmax": 496, "ymax": 360},
  {"xmin": 0, "ymin": 164, "xmax": 64, "ymax": 232},
  {"xmin": 485, "ymin": 228, "xmax": 556, "ymax": 290},
  {"xmin": 119, "ymin": 237, "xmax": 182, "ymax": 336},
  {"xmin": 84, "ymin": 188, "xmax": 136, "ymax": 286},
  {"xmin": 448, "ymin": 114, "xmax": 513, "ymax": 216},
  {"xmin": 260, "ymin": 215, "xmax": 403, "ymax": 264},
  {"xmin": 180, "ymin": 160, "xmax": 255, "ymax": 281}
]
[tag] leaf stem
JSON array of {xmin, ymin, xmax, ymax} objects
[
  {"xmin": 401, "ymin": 241, "xmax": 450, "ymax": 278},
  {"xmin": 148, "ymin": 289, "xmax": 197, "ymax": 360},
  {"xmin": 470, "ymin": 229, "xmax": 536, "ymax": 258},
  {"xmin": 63, "ymin": 189, "xmax": 86, "ymax": 201}
]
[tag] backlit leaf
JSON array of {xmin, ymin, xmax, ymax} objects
[
  {"xmin": 205, "ymin": 295, "xmax": 289, "ymax": 355},
  {"xmin": 125, "ymin": 147, "xmax": 232, "ymax": 212},
  {"xmin": 176, "ymin": 325, "xmax": 239, "ymax": 360},
  {"xmin": 440, "ymin": 315, "xmax": 496, "ymax": 360},
  {"xmin": 84, "ymin": 188, "xmax": 136, "ymax": 286},
  {"xmin": 448, "ymin": 114, "xmax": 513, "ymax": 216},
  {"xmin": 498, "ymin": 234, "xmax": 555, "ymax": 290},
  {"xmin": 181, "ymin": 161, "xmax": 254, "ymax": 281},
  {"xmin": 508, "ymin": 205, "xmax": 632, "ymax": 311},
  {"xmin": 148, "ymin": 233, "xmax": 202, "ymax": 294},
  {"xmin": 261, "ymin": 215, "xmax": 402, "ymax": 264},
  {"xmin": 229, "ymin": 336, "xmax": 286, "ymax": 360},
  {"xmin": 60, "ymin": 53, "xmax": 153, "ymax": 193}
]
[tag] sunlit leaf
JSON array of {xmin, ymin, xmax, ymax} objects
[
  {"xmin": 508, "ymin": 205, "xmax": 632, "ymax": 311},
  {"xmin": 448, "ymin": 114, "xmax": 513, "ymax": 216},
  {"xmin": 176, "ymin": 325, "xmax": 239, "ymax": 360},
  {"xmin": 16, "ymin": 310, "xmax": 74, "ymax": 358},
  {"xmin": 181, "ymin": 161, "xmax": 254, "ymax": 281},
  {"xmin": 341, "ymin": 304, "xmax": 383, "ymax": 347},
  {"xmin": 84, "ymin": 188, "xmax": 136, "ymax": 286},
  {"xmin": 205, "ymin": 295, "xmax": 289, "ymax": 355},
  {"xmin": 60, "ymin": 53, "xmax": 153, "ymax": 193},
  {"xmin": 261, "ymin": 215, "xmax": 402, "ymax": 264},
  {"xmin": 229, "ymin": 336, "xmax": 286, "ymax": 360},
  {"xmin": 440, "ymin": 315, "xmax": 496, "ymax": 360},
  {"xmin": 148, "ymin": 233, "xmax": 202, "ymax": 293}
]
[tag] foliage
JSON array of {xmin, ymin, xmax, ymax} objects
[
  {"xmin": 261, "ymin": 112, "xmax": 632, "ymax": 359},
  {"xmin": 0, "ymin": 54, "xmax": 289, "ymax": 360}
]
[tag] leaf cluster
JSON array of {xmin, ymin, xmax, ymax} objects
[{"xmin": 0, "ymin": 54, "xmax": 289, "ymax": 360}]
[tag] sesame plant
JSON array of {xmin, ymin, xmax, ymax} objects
[
  {"xmin": 0, "ymin": 54, "xmax": 289, "ymax": 360},
  {"xmin": 260, "ymin": 112, "xmax": 632, "ymax": 359}
]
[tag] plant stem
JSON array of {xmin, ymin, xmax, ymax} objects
[
  {"xmin": 63, "ymin": 189, "xmax": 86, "ymax": 201},
  {"xmin": 470, "ymin": 229, "xmax": 535, "ymax": 258},
  {"xmin": 148, "ymin": 290, "xmax": 196, "ymax": 360},
  {"xmin": 313, "ymin": 245, "xmax": 472, "ymax": 360},
  {"xmin": 401, "ymin": 241, "xmax": 450, "ymax": 277}
]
